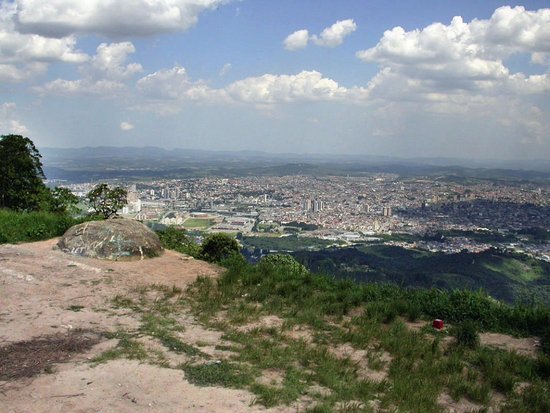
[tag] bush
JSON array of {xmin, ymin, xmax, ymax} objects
[
  {"xmin": 258, "ymin": 254, "xmax": 308, "ymax": 278},
  {"xmin": 157, "ymin": 227, "xmax": 200, "ymax": 258},
  {"xmin": 453, "ymin": 320, "xmax": 480, "ymax": 349},
  {"xmin": 200, "ymin": 233, "xmax": 241, "ymax": 263}
]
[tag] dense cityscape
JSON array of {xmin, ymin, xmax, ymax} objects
[{"xmin": 62, "ymin": 174, "xmax": 550, "ymax": 260}]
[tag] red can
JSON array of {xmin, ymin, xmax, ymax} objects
[{"xmin": 433, "ymin": 319, "xmax": 444, "ymax": 330}]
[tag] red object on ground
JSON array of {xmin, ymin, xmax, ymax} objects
[{"xmin": 433, "ymin": 319, "xmax": 444, "ymax": 330}]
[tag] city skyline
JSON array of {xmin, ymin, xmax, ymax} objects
[{"xmin": 1, "ymin": 1, "xmax": 549, "ymax": 160}]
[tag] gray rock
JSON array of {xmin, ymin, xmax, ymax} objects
[{"xmin": 57, "ymin": 219, "xmax": 163, "ymax": 261}]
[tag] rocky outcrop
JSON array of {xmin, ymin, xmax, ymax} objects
[{"xmin": 57, "ymin": 219, "xmax": 163, "ymax": 261}]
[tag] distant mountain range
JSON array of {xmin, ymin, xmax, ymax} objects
[{"xmin": 40, "ymin": 146, "xmax": 550, "ymax": 183}]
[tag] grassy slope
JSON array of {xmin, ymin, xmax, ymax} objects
[
  {"xmin": 180, "ymin": 257, "xmax": 550, "ymax": 412},
  {"xmin": 292, "ymin": 245, "xmax": 550, "ymax": 305},
  {"xmin": 92, "ymin": 256, "xmax": 548, "ymax": 412}
]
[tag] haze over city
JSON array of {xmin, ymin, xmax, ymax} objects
[{"xmin": 1, "ymin": 0, "xmax": 549, "ymax": 160}]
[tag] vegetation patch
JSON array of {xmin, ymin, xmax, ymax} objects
[
  {"xmin": 183, "ymin": 255, "xmax": 550, "ymax": 412},
  {"xmin": 0, "ymin": 209, "xmax": 85, "ymax": 244},
  {"xmin": 182, "ymin": 218, "xmax": 215, "ymax": 228}
]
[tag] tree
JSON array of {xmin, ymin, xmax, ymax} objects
[
  {"xmin": 47, "ymin": 187, "xmax": 79, "ymax": 214},
  {"xmin": 86, "ymin": 183, "xmax": 127, "ymax": 219},
  {"xmin": 0, "ymin": 134, "xmax": 48, "ymax": 211},
  {"xmin": 200, "ymin": 233, "xmax": 240, "ymax": 263}
]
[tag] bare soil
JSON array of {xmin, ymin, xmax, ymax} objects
[{"xmin": 0, "ymin": 239, "xmax": 284, "ymax": 413}]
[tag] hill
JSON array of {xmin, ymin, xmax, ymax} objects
[
  {"xmin": 292, "ymin": 245, "xmax": 550, "ymax": 305},
  {"xmin": 1, "ymin": 240, "xmax": 548, "ymax": 412}
]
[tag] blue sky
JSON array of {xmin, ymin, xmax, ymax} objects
[{"xmin": 0, "ymin": 0, "xmax": 549, "ymax": 160}]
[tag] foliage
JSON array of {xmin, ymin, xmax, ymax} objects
[
  {"xmin": 292, "ymin": 244, "xmax": 550, "ymax": 305},
  {"xmin": 452, "ymin": 320, "xmax": 480, "ymax": 349},
  {"xmin": 156, "ymin": 227, "xmax": 201, "ymax": 258},
  {"xmin": 200, "ymin": 233, "xmax": 240, "ymax": 263},
  {"xmin": 243, "ymin": 234, "xmax": 335, "ymax": 252},
  {"xmin": 258, "ymin": 254, "xmax": 308, "ymax": 277},
  {"xmin": 86, "ymin": 183, "xmax": 127, "ymax": 219},
  {"xmin": 45, "ymin": 187, "xmax": 80, "ymax": 214},
  {"xmin": 0, "ymin": 134, "xmax": 48, "ymax": 211},
  {"xmin": 0, "ymin": 209, "xmax": 85, "ymax": 244}
]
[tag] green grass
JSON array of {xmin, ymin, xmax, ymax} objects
[
  {"xmin": 0, "ymin": 209, "xmax": 85, "ymax": 244},
  {"xmin": 483, "ymin": 257, "xmax": 542, "ymax": 283},
  {"xmin": 182, "ymin": 218, "xmax": 214, "ymax": 228},
  {"xmin": 182, "ymin": 256, "xmax": 550, "ymax": 412},
  {"xmin": 89, "ymin": 251, "xmax": 549, "ymax": 412},
  {"xmin": 92, "ymin": 332, "xmax": 149, "ymax": 364},
  {"xmin": 181, "ymin": 361, "xmax": 253, "ymax": 388}
]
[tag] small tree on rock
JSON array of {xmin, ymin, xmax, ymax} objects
[{"xmin": 87, "ymin": 183, "xmax": 127, "ymax": 219}]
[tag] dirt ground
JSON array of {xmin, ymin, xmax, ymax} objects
[{"xmin": 0, "ymin": 239, "xmax": 285, "ymax": 413}]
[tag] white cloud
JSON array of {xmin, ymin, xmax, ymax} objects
[
  {"xmin": 357, "ymin": 6, "xmax": 550, "ymax": 92},
  {"xmin": 135, "ymin": 67, "xmax": 369, "ymax": 114},
  {"xmin": 224, "ymin": 70, "xmax": 366, "ymax": 104},
  {"xmin": 283, "ymin": 29, "xmax": 309, "ymax": 51},
  {"xmin": 137, "ymin": 66, "xmax": 219, "ymax": 101},
  {"xmin": 120, "ymin": 121, "xmax": 134, "ymax": 131},
  {"xmin": 0, "ymin": 62, "xmax": 47, "ymax": 82},
  {"xmin": 0, "ymin": 103, "xmax": 29, "ymax": 135},
  {"xmin": 35, "ymin": 78, "xmax": 125, "ymax": 96},
  {"xmin": 284, "ymin": 19, "xmax": 356, "ymax": 50},
  {"xmin": 13, "ymin": 0, "xmax": 231, "ymax": 38},
  {"xmin": 0, "ymin": 2, "xmax": 88, "ymax": 82},
  {"xmin": 312, "ymin": 19, "xmax": 357, "ymax": 47},
  {"xmin": 219, "ymin": 62, "xmax": 232, "ymax": 77},
  {"xmin": 85, "ymin": 42, "xmax": 143, "ymax": 80},
  {"xmin": 36, "ymin": 42, "xmax": 141, "ymax": 95},
  {"xmin": 355, "ymin": 6, "xmax": 550, "ymax": 150}
]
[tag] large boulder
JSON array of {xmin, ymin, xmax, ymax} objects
[{"xmin": 57, "ymin": 219, "xmax": 163, "ymax": 261}]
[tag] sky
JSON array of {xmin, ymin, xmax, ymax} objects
[{"xmin": 0, "ymin": 0, "xmax": 549, "ymax": 160}]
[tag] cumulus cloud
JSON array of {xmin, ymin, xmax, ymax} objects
[
  {"xmin": 357, "ymin": 6, "xmax": 550, "ymax": 96},
  {"xmin": 13, "ymin": 0, "xmax": 230, "ymax": 38},
  {"xmin": 355, "ymin": 6, "xmax": 550, "ymax": 147},
  {"xmin": 120, "ymin": 121, "xmax": 134, "ymax": 131},
  {"xmin": 137, "ymin": 66, "xmax": 220, "ymax": 101},
  {"xmin": 312, "ymin": 19, "xmax": 357, "ymax": 47},
  {"xmin": 0, "ymin": 103, "xmax": 29, "ymax": 135},
  {"xmin": 224, "ymin": 70, "xmax": 367, "ymax": 104},
  {"xmin": 283, "ymin": 29, "xmax": 309, "ymax": 51},
  {"xmin": 85, "ymin": 42, "xmax": 143, "ymax": 80},
  {"xmin": 0, "ymin": 2, "xmax": 88, "ymax": 82},
  {"xmin": 36, "ymin": 42, "xmax": 141, "ymax": 95},
  {"xmin": 284, "ymin": 19, "xmax": 356, "ymax": 50},
  {"xmin": 134, "ymin": 67, "xmax": 369, "ymax": 113}
]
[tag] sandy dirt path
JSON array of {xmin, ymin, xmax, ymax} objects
[{"xmin": 0, "ymin": 239, "xmax": 284, "ymax": 413}]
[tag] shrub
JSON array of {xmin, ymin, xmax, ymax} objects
[
  {"xmin": 156, "ymin": 227, "xmax": 200, "ymax": 258},
  {"xmin": 453, "ymin": 320, "xmax": 480, "ymax": 349},
  {"xmin": 200, "ymin": 233, "xmax": 240, "ymax": 263},
  {"xmin": 258, "ymin": 254, "xmax": 308, "ymax": 277}
]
